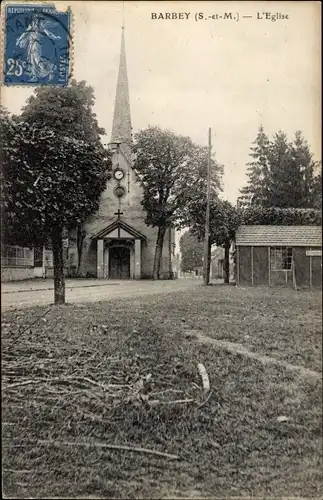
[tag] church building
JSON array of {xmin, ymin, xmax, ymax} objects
[{"xmin": 67, "ymin": 28, "xmax": 176, "ymax": 280}]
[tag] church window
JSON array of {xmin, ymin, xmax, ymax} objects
[{"xmin": 114, "ymin": 186, "xmax": 126, "ymax": 198}]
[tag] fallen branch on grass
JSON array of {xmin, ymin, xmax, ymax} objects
[
  {"xmin": 4, "ymin": 376, "xmax": 129, "ymax": 394},
  {"xmin": 3, "ymin": 468, "xmax": 33, "ymax": 474},
  {"xmin": 148, "ymin": 398, "xmax": 194, "ymax": 406},
  {"xmin": 36, "ymin": 439, "xmax": 180, "ymax": 460},
  {"xmin": 3, "ymin": 380, "xmax": 42, "ymax": 389},
  {"xmin": 71, "ymin": 376, "xmax": 131, "ymax": 391},
  {"xmin": 7, "ymin": 308, "xmax": 51, "ymax": 347},
  {"xmin": 197, "ymin": 390, "xmax": 213, "ymax": 409},
  {"xmin": 197, "ymin": 363, "xmax": 210, "ymax": 393},
  {"xmin": 149, "ymin": 389, "xmax": 184, "ymax": 396}
]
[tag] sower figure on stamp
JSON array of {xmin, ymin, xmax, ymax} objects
[{"xmin": 16, "ymin": 15, "xmax": 60, "ymax": 82}]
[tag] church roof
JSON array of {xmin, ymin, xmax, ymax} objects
[
  {"xmin": 110, "ymin": 28, "xmax": 132, "ymax": 150},
  {"xmin": 92, "ymin": 219, "xmax": 147, "ymax": 241}
]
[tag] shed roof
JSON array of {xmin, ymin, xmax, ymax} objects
[{"xmin": 236, "ymin": 225, "xmax": 322, "ymax": 247}]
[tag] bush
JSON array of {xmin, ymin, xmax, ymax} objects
[{"xmin": 241, "ymin": 207, "xmax": 321, "ymax": 226}]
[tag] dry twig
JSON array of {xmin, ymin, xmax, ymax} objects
[
  {"xmin": 197, "ymin": 390, "xmax": 214, "ymax": 409},
  {"xmin": 6, "ymin": 309, "xmax": 51, "ymax": 347},
  {"xmin": 4, "ymin": 380, "xmax": 42, "ymax": 389},
  {"xmin": 149, "ymin": 398, "xmax": 194, "ymax": 406},
  {"xmin": 36, "ymin": 439, "xmax": 180, "ymax": 460},
  {"xmin": 71, "ymin": 376, "xmax": 130, "ymax": 391}
]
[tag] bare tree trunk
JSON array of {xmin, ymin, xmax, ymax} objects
[
  {"xmin": 52, "ymin": 226, "xmax": 65, "ymax": 304},
  {"xmin": 76, "ymin": 224, "xmax": 85, "ymax": 276},
  {"xmin": 168, "ymin": 227, "xmax": 174, "ymax": 279},
  {"xmin": 224, "ymin": 241, "xmax": 230, "ymax": 284},
  {"xmin": 153, "ymin": 226, "xmax": 167, "ymax": 280}
]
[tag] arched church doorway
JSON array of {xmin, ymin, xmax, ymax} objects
[{"xmin": 109, "ymin": 245, "xmax": 131, "ymax": 279}]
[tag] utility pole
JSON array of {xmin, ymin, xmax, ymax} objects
[
  {"xmin": 168, "ymin": 227, "xmax": 174, "ymax": 279},
  {"xmin": 203, "ymin": 128, "xmax": 212, "ymax": 285}
]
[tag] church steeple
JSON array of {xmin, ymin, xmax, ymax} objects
[{"xmin": 110, "ymin": 27, "xmax": 132, "ymax": 151}]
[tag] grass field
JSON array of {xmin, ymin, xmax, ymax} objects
[{"xmin": 2, "ymin": 285, "xmax": 322, "ymax": 499}]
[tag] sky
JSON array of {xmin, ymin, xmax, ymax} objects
[{"xmin": 1, "ymin": 0, "xmax": 321, "ymax": 205}]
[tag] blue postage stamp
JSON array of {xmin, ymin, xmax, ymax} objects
[{"xmin": 4, "ymin": 4, "xmax": 71, "ymax": 86}]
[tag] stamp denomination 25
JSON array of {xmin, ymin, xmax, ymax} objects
[{"xmin": 4, "ymin": 4, "xmax": 71, "ymax": 86}]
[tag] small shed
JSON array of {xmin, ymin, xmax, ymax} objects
[
  {"xmin": 210, "ymin": 247, "xmax": 225, "ymax": 279},
  {"xmin": 236, "ymin": 225, "xmax": 322, "ymax": 288}
]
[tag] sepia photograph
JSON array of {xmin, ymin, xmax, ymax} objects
[{"xmin": 1, "ymin": 0, "xmax": 322, "ymax": 498}]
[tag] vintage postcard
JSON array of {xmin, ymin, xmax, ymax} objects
[{"xmin": 1, "ymin": 1, "xmax": 322, "ymax": 499}]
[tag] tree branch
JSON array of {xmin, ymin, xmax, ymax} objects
[{"xmin": 35, "ymin": 439, "xmax": 181, "ymax": 460}]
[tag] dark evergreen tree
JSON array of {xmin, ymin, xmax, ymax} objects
[
  {"xmin": 239, "ymin": 125, "xmax": 270, "ymax": 207},
  {"xmin": 240, "ymin": 127, "xmax": 321, "ymax": 209},
  {"xmin": 289, "ymin": 131, "xmax": 320, "ymax": 208},
  {"xmin": 312, "ymin": 170, "xmax": 322, "ymax": 210},
  {"xmin": 266, "ymin": 131, "xmax": 294, "ymax": 208}
]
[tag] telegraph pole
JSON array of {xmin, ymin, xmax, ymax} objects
[{"xmin": 203, "ymin": 128, "xmax": 212, "ymax": 285}]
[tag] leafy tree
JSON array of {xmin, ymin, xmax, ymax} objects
[
  {"xmin": 239, "ymin": 127, "xmax": 320, "ymax": 209},
  {"xmin": 2, "ymin": 84, "xmax": 112, "ymax": 304},
  {"xmin": 19, "ymin": 79, "xmax": 105, "ymax": 142},
  {"xmin": 179, "ymin": 230, "xmax": 204, "ymax": 273},
  {"xmin": 185, "ymin": 198, "xmax": 241, "ymax": 283},
  {"xmin": 133, "ymin": 126, "xmax": 223, "ymax": 279},
  {"xmin": 19, "ymin": 79, "xmax": 110, "ymax": 273}
]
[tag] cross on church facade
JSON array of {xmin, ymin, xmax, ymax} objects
[{"xmin": 114, "ymin": 209, "xmax": 123, "ymax": 220}]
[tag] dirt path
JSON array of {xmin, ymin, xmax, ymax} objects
[
  {"xmin": 1, "ymin": 279, "xmax": 201, "ymax": 311},
  {"xmin": 184, "ymin": 329, "xmax": 321, "ymax": 380}
]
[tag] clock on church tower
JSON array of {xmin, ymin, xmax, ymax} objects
[
  {"xmin": 113, "ymin": 168, "xmax": 125, "ymax": 181},
  {"xmin": 70, "ymin": 24, "xmax": 176, "ymax": 281}
]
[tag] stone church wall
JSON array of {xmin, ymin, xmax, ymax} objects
[{"xmin": 67, "ymin": 150, "xmax": 175, "ymax": 279}]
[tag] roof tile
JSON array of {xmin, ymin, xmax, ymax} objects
[{"xmin": 236, "ymin": 225, "xmax": 322, "ymax": 247}]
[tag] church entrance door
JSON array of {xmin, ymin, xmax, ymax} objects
[{"xmin": 109, "ymin": 246, "xmax": 130, "ymax": 279}]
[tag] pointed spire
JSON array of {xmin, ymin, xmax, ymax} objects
[
  {"xmin": 110, "ymin": 27, "xmax": 132, "ymax": 152},
  {"xmin": 121, "ymin": 0, "xmax": 125, "ymax": 30}
]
